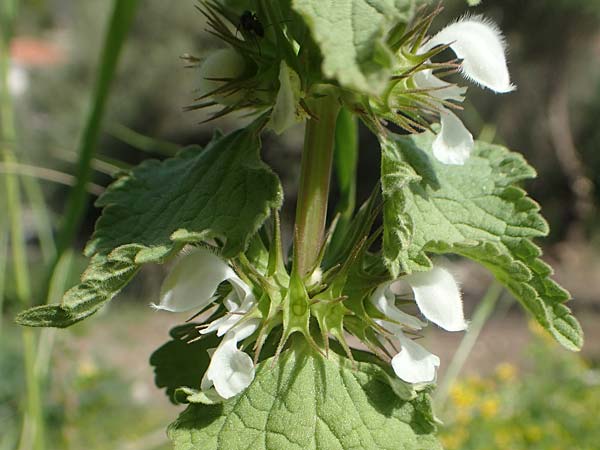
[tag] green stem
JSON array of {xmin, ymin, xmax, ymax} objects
[
  {"xmin": 0, "ymin": 34, "xmax": 29, "ymax": 304},
  {"xmin": 23, "ymin": 176, "xmax": 56, "ymax": 263},
  {"xmin": 107, "ymin": 122, "xmax": 180, "ymax": 157},
  {"xmin": 333, "ymin": 107, "xmax": 358, "ymax": 221},
  {"xmin": 0, "ymin": 9, "xmax": 45, "ymax": 449},
  {"xmin": 294, "ymin": 93, "xmax": 340, "ymax": 275},
  {"xmin": 434, "ymin": 280, "xmax": 504, "ymax": 412},
  {"xmin": 0, "ymin": 228, "xmax": 7, "ymax": 337},
  {"xmin": 20, "ymin": 328, "xmax": 44, "ymax": 450}
]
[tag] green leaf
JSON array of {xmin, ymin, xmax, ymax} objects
[
  {"xmin": 17, "ymin": 121, "xmax": 283, "ymax": 327},
  {"xmin": 168, "ymin": 343, "xmax": 441, "ymax": 450},
  {"xmin": 150, "ymin": 324, "xmax": 220, "ymax": 404},
  {"xmin": 291, "ymin": 0, "xmax": 415, "ymax": 95},
  {"xmin": 15, "ymin": 248, "xmax": 138, "ymax": 328},
  {"xmin": 381, "ymin": 132, "xmax": 583, "ymax": 351},
  {"xmin": 86, "ymin": 121, "xmax": 282, "ymax": 260}
]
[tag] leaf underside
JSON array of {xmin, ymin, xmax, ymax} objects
[
  {"xmin": 168, "ymin": 344, "xmax": 441, "ymax": 450},
  {"xmin": 381, "ymin": 132, "xmax": 583, "ymax": 351},
  {"xmin": 16, "ymin": 123, "xmax": 283, "ymax": 328}
]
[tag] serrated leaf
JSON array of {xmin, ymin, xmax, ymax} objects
[
  {"xmin": 86, "ymin": 122, "xmax": 283, "ymax": 259},
  {"xmin": 381, "ymin": 132, "xmax": 583, "ymax": 350},
  {"xmin": 17, "ymin": 121, "xmax": 283, "ymax": 327},
  {"xmin": 15, "ymin": 249, "xmax": 138, "ymax": 328},
  {"xmin": 291, "ymin": 0, "xmax": 415, "ymax": 95},
  {"xmin": 168, "ymin": 343, "xmax": 441, "ymax": 450}
]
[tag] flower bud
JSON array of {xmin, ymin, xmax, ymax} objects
[
  {"xmin": 198, "ymin": 48, "xmax": 247, "ymax": 105},
  {"xmin": 268, "ymin": 62, "xmax": 303, "ymax": 134}
]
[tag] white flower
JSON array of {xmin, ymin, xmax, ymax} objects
[
  {"xmin": 200, "ymin": 276, "xmax": 256, "ymax": 336},
  {"xmin": 371, "ymin": 284, "xmax": 426, "ymax": 331},
  {"xmin": 153, "ymin": 247, "xmax": 249, "ymax": 313},
  {"xmin": 154, "ymin": 247, "xmax": 259, "ymax": 399},
  {"xmin": 201, "ymin": 319, "xmax": 260, "ymax": 399},
  {"xmin": 371, "ymin": 264, "xmax": 466, "ymax": 383},
  {"xmin": 400, "ymin": 265, "xmax": 467, "ymax": 332},
  {"xmin": 417, "ymin": 16, "xmax": 514, "ymax": 165},
  {"xmin": 376, "ymin": 320, "xmax": 440, "ymax": 384}
]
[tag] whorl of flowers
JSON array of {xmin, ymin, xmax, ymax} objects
[{"xmin": 153, "ymin": 3, "xmax": 514, "ymax": 399}]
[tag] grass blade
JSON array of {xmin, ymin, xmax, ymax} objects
[{"xmin": 50, "ymin": 0, "xmax": 140, "ymax": 289}]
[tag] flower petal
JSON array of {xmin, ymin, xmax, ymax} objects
[
  {"xmin": 268, "ymin": 62, "xmax": 301, "ymax": 135},
  {"xmin": 433, "ymin": 108, "xmax": 473, "ymax": 165},
  {"xmin": 209, "ymin": 342, "xmax": 255, "ymax": 399},
  {"xmin": 371, "ymin": 285, "xmax": 426, "ymax": 330},
  {"xmin": 154, "ymin": 248, "xmax": 236, "ymax": 312},
  {"xmin": 205, "ymin": 319, "xmax": 260, "ymax": 399},
  {"xmin": 392, "ymin": 334, "xmax": 441, "ymax": 383},
  {"xmin": 201, "ymin": 278, "xmax": 257, "ymax": 337},
  {"xmin": 412, "ymin": 70, "xmax": 466, "ymax": 103},
  {"xmin": 229, "ymin": 276, "xmax": 254, "ymax": 304},
  {"xmin": 422, "ymin": 16, "xmax": 515, "ymax": 93},
  {"xmin": 209, "ymin": 295, "xmax": 256, "ymax": 337},
  {"xmin": 405, "ymin": 265, "xmax": 467, "ymax": 332}
]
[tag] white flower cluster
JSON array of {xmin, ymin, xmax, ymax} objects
[
  {"xmin": 415, "ymin": 16, "xmax": 514, "ymax": 165},
  {"xmin": 370, "ymin": 264, "xmax": 467, "ymax": 384},
  {"xmin": 154, "ymin": 248, "xmax": 468, "ymax": 395},
  {"xmin": 152, "ymin": 13, "xmax": 514, "ymax": 398},
  {"xmin": 153, "ymin": 248, "xmax": 258, "ymax": 399}
]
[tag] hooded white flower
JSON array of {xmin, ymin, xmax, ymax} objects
[
  {"xmin": 153, "ymin": 247, "xmax": 250, "ymax": 313},
  {"xmin": 416, "ymin": 16, "xmax": 514, "ymax": 165},
  {"xmin": 201, "ymin": 319, "xmax": 260, "ymax": 399},
  {"xmin": 400, "ymin": 265, "xmax": 467, "ymax": 332},
  {"xmin": 200, "ymin": 276, "xmax": 256, "ymax": 337},
  {"xmin": 371, "ymin": 264, "xmax": 466, "ymax": 383},
  {"xmin": 154, "ymin": 247, "xmax": 259, "ymax": 399},
  {"xmin": 376, "ymin": 320, "xmax": 441, "ymax": 384}
]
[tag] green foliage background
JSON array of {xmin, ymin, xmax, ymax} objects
[{"xmin": 440, "ymin": 329, "xmax": 600, "ymax": 450}]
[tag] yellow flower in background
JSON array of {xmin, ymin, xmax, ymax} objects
[
  {"xmin": 77, "ymin": 357, "xmax": 99, "ymax": 379},
  {"xmin": 524, "ymin": 425, "xmax": 543, "ymax": 443},
  {"xmin": 495, "ymin": 362, "xmax": 517, "ymax": 382},
  {"xmin": 454, "ymin": 408, "xmax": 471, "ymax": 425},
  {"xmin": 441, "ymin": 427, "xmax": 468, "ymax": 450},
  {"xmin": 466, "ymin": 374, "xmax": 495, "ymax": 391},
  {"xmin": 493, "ymin": 428, "xmax": 513, "ymax": 448},
  {"xmin": 480, "ymin": 396, "xmax": 500, "ymax": 419},
  {"xmin": 450, "ymin": 382, "xmax": 477, "ymax": 409}
]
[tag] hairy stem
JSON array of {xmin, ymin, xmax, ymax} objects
[{"xmin": 294, "ymin": 93, "xmax": 340, "ymax": 276}]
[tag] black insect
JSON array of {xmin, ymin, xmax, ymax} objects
[{"xmin": 237, "ymin": 10, "xmax": 264, "ymax": 38}]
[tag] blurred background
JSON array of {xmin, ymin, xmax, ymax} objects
[{"xmin": 1, "ymin": 0, "xmax": 599, "ymax": 449}]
